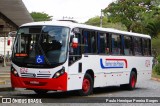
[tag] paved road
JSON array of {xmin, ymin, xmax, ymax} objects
[{"xmin": 0, "ymin": 78, "xmax": 160, "ymax": 105}]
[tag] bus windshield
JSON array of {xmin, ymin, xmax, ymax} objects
[{"xmin": 12, "ymin": 26, "xmax": 69, "ymax": 68}]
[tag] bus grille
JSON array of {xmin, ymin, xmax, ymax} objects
[{"xmin": 21, "ymin": 73, "xmax": 51, "ymax": 78}]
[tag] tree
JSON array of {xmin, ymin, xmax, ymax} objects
[
  {"xmin": 103, "ymin": 0, "xmax": 160, "ymax": 32},
  {"xmin": 30, "ymin": 12, "xmax": 53, "ymax": 22},
  {"xmin": 85, "ymin": 16, "xmax": 126, "ymax": 30},
  {"xmin": 85, "ymin": 16, "xmax": 108, "ymax": 27},
  {"xmin": 146, "ymin": 16, "xmax": 160, "ymax": 38}
]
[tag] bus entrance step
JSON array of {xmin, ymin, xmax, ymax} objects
[
  {"xmin": 0, "ymin": 73, "xmax": 10, "ymax": 85},
  {"xmin": 0, "ymin": 73, "xmax": 10, "ymax": 78}
]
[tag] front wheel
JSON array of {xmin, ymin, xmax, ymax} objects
[{"xmin": 79, "ymin": 74, "xmax": 93, "ymax": 96}]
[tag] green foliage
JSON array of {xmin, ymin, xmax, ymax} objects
[
  {"xmin": 85, "ymin": 16, "xmax": 108, "ymax": 27},
  {"xmin": 85, "ymin": 16, "xmax": 126, "ymax": 30},
  {"xmin": 103, "ymin": 0, "xmax": 160, "ymax": 33},
  {"xmin": 30, "ymin": 12, "xmax": 53, "ymax": 22},
  {"xmin": 154, "ymin": 63, "xmax": 160, "ymax": 75},
  {"xmin": 157, "ymin": 55, "xmax": 160, "ymax": 63},
  {"xmin": 152, "ymin": 34, "xmax": 160, "ymax": 56},
  {"xmin": 145, "ymin": 16, "xmax": 160, "ymax": 38}
]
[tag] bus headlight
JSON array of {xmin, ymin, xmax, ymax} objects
[
  {"xmin": 11, "ymin": 66, "xmax": 19, "ymax": 77},
  {"xmin": 53, "ymin": 67, "xmax": 65, "ymax": 78}
]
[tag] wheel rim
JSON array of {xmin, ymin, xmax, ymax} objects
[
  {"xmin": 82, "ymin": 78, "xmax": 90, "ymax": 93},
  {"xmin": 131, "ymin": 75, "xmax": 136, "ymax": 88}
]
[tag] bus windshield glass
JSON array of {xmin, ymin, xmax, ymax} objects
[{"xmin": 12, "ymin": 26, "xmax": 69, "ymax": 68}]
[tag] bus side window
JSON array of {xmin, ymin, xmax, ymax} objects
[
  {"xmin": 134, "ymin": 37, "xmax": 142, "ymax": 56},
  {"xmin": 106, "ymin": 33, "xmax": 111, "ymax": 54},
  {"xmin": 81, "ymin": 30, "xmax": 88, "ymax": 54},
  {"xmin": 148, "ymin": 39, "xmax": 151, "ymax": 56},
  {"xmin": 97, "ymin": 32, "xmax": 108, "ymax": 54},
  {"xmin": 111, "ymin": 34, "xmax": 121, "ymax": 55},
  {"xmin": 90, "ymin": 31, "xmax": 97, "ymax": 53},
  {"xmin": 142, "ymin": 38, "xmax": 151, "ymax": 56},
  {"xmin": 81, "ymin": 30, "xmax": 97, "ymax": 54},
  {"xmin": 123, "ymin": 36, "xmax": 133, "ymax": 55}
]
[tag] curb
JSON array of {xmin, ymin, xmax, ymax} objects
[
  {"xmin": 0, "ymin": 87, "xmax": 13, "ymax": 92},
  {"xmin": 151, "ymin": 77, "xmax": 160, "ymax": 82},
  {"xmin": 0, "ymin": 81, "xmax": 5, "ymax": 85}
]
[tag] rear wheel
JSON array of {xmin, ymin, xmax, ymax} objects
[
  {"xmin": 129, "ymin": 71, "xmax": 137, "ymax": 90},
  {"xmin": 79, "ymin": 74, "xmax": 93, "ymax": 96},
  {"xmin": 120, "ymin": 71, "xmax": 137, "ymax": 90},
  {"xmin": 34, "ymin": 90, "xmax": 48, "ymax": 94}
]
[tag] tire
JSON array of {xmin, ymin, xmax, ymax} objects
[
  {"xmin": 79, "ymin": 73, "xmax": 93, "ymax": 96},
  {"xmin": 120, "ymin": 71, "xmax": 137, "ymax": 90},
  {"xmin": 34, "ymin": 90, "xmax": 48, "ymax": 94}
]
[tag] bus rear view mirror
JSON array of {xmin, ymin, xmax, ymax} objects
[{"xmin": 72, "ymin": 38, "xmax": 78, "ymax": 48}]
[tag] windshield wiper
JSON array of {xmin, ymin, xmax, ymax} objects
[{"xmin": 37, "ymin": 26, "xmax": 51, "ymax": 65}]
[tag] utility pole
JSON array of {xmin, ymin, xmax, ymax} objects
[
  {"xmin": 100, "ymin": 9, "xmax": 103, "ymax": 27},
  {"xmin": 3, "ymin": 32, "xmax": 6, "ymax": 67},
  {"xmin": 2, "ymin": 27, "xmax": 11, "ymax": 67}
]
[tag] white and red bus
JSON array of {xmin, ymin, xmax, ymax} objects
[{"xmin": 11, "ymin": 21, "xmax": 153, "ymax": 96}]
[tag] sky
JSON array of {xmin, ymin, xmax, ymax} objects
[{"xmin": 22, "ymin": 0, "xmax": 114, "ymax": 23}]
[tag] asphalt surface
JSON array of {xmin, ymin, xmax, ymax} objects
[{"xmin": 0, "ymin": 78, "xmax": 160, "ymax": 105}]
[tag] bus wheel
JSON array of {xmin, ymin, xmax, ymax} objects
[
  {"xmin": 130, "ymin": 71, "xmax": 137, "ymax": 89},
  {"xmin": 79, "ymin": 74, "xmax": 93, "ymax": 96},
  {"xmin": 34, "ymin": 90, "xmax": 48, "ymax": 94},
  {"xmin": 127, "ymin": 71, "xmax": 137, "ymax": 90},
  {"xmin": 120, "ymin": 71, "xmax": 137, "ymax": 90}
]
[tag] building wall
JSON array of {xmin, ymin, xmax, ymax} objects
[
  {"xmin": 0, "ymin": 17, "xmax": 17, "ymax": 37},
  {"xmin": 0, "ymin": 14, "xmax": 17, "ymax": 56}
]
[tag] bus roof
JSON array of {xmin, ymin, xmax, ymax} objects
[{"xmin": 20, "ymin": 20, "xmax": 151, "ymax": 39}]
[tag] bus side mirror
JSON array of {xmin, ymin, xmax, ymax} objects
[{"xmin": 72, "ymin": 38, "xmax": 78, "ymax": 48}]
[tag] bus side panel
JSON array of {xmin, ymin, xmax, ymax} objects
[
  {"xmin": 81, "ymin": 55, "xmax": 108, "ymax": 87},
  {"xmin": 80, "ymin": 55, "xmax": 152, "ymax": 87},
  {"xmin": 81, "ymin": 55, "xmax": 130, "ymax": 87},
  {"xmin": 67, "ymin": 55, "xmax": 153, "ymax": 90},
  {"xmin": 68, "ymin": 60, "xmax": 84, "ymax": 90},
  {"xmin": 67, "ymin": 74, "xmax": 84, "ymax": 91},
  {"xmin": 105, "ymin": 71, "xmax": 130, "ymax": 86},
  {"xmin": 127, "ymin": 56, "xmax": 153, "ymax": 82}
]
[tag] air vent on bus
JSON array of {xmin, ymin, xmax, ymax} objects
[
  {"xmin": 58, "ymin": 20, "xmax": 78, "ymax": 23},
  {"xmin": 21, "ymin": 73, "xmax": 51, "ymax": 78}
]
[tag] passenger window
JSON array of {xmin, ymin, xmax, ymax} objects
[
  {"xmin": 134, "ymin": 37, "xmax": 142, "ymax": 55},
  {"xmin": 111, "ymin": 34, "xmax": 121, "ymax": 55},
  {"xmin": 142, "ymin": 39, "xmax": 151, "ymax": 56},
  {"xmin": 98, "ymin": 32, "xmax": 107, "ymax": 54},
  {"xmin": 82, "ymin": 30, "xmax": 97, "ymax": 54},
  {"xmin": 123, "ymin": 36, "xmax": 133, "ymax": 55},
  {"xmin": 90, "ymin": 32, "xmax": 97, "ymax": 53}
]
